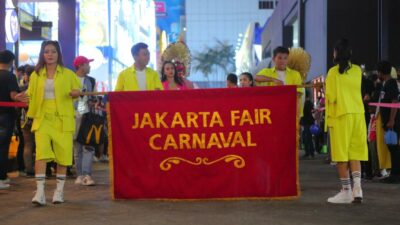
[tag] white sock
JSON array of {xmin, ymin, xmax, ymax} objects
[
  {"xmin": 352, "ymin": 171, "xmax": 361, "ymax": 189},
  {"xmin": 340, "ymin": 178, "xmax": 351, "ymax": 191},
  {"xmin": 56, "ymin": 174, "xmax": 66, "ymax": 191},
  {"xmin": 35, "ymin": 174, "xmax": 46, "ymax": 191}
]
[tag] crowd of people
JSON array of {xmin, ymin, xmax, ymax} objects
[{"xmin": 0, "ymin": 38, "xmax": 399, "ymax": 206}]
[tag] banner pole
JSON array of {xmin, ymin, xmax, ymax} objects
[{"xmin": 80, "ymin": 83, "xmax": 324, "ymax": 97}]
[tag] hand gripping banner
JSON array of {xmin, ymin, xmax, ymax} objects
[{"xmin": 108, "ymin": 86, "xmax": 300, "ymax": 200}]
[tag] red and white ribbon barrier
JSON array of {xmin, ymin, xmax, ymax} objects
[{"xmin": 369, "ymin": 102, "xmax": 400, "ymax": 109}]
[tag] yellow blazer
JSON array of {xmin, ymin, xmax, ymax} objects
[
  {"xmin": 115, "ymin": 66, "xmax": 163, "ymax": 91},
  {"xmin": 27, "ymin": 65, "xmax": 81, "ymax": 131}
]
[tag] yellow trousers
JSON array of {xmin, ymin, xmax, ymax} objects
[
  {"xmin": 376, "ymin": 113, "xmax": 392, "ymax": 169},
  {"xmin": 329, "ymin": 114, "xmax": 368, "ymax": 162},
  {"xmin": 34, "ymin": 100, "xmax": 73, "ymax": 166}
]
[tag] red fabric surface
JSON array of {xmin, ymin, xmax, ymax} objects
[
  {"xmin": 0, "ymin": 101, "xmax": 27, "ymax": 107},
  {"xmin": 109, "ymin": 86, "xmax": 299, "ymax": 199}
]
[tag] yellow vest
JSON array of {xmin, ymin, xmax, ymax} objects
[
  {"xmin": 27, "ymin": 65, "xmax": 82, "ymax": 131},
  {"xmin": 325, "ymin": 64, "xmax": 364, "ymax": 129},
  {"xmin": 115, "ymin": 66, "xmax": 163, "ymax": 91}
]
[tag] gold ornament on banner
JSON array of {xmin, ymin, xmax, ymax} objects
[
  {"xmin": 287, "ymin": 47, "xmax": 311, "ymax": 83},
  {"xmin": 161, "ymin": 41, "xmax": 192, "ymax": 77},
  {"xmin": 160, "ymin": 155, "xmax": 245, "ymax": 171}
]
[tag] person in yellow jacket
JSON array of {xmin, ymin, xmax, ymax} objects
[
  {"xmin": 255, "ymin": 46, "xmax": 304, "ymax": 116},
  {"xmin": 325, "ymin": 39, "xmax": 368, "ymax": 204},
  {"xmin": 22, "ymin": 41, "xmax": 81, "ymax": 205},
  {"xmin": 255, "ymin": 46, "xmax": 303, "ymax": 93},
  {"xmin": 115, "ymin": 42, "xmax": 163, "ymax": 91}
]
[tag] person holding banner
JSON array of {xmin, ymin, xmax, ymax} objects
[
  {"xmin": 254, "ymin": 46, "xmax": 303, "ymax": 93},
  {"xmin": 0, "ymin": 50, "xmax": 27, "ymax": 189},
  {"xmin": 115, "ymin": 43, "xmax": 163, "ymax": 91},
  {"xmin": 24, "ymin": 41, "xmax": 81, "ymax": 205},
  {"xmin": 325, "ymin": 39, "xmax": 368, "ymax": 204},
  {"xmin": 161, "ymin": 61, "xmax": 187, "ymax": 90}
]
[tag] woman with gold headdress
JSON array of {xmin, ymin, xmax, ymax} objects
[{"xmin": 161, "ymin": 41, "xmax": 195, "ymax": 89}]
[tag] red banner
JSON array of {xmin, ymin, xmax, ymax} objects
[{"xmin": 108, "ymin": 86, "xmax": 299, "ymax": 200}]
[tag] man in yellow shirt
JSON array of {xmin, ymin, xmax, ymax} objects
[
  {"xmin": 115, "ymin": 43, "xmax": 163, "ymax": 91},
  {"xmin": 255, "ymin": 46, "xmax": 304, "ymax": 117},
  {"xmin": 255, "ymin": 46, "xmax": 303, "ymax": 92}
]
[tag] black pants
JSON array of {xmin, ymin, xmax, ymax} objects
[
  {"xmin": 387, "ymin": 144, "xmax": 400, "ymax": 176},
  {"xmin": 303, "ymin": 126, "xmax": 315, "ymax": 157},
  {"xmin": 0, "ymin": 113, "xmax": 15, "ymax": 180},
  {"xmin": 15, "ymin": 116, "xmax": 25, "ymax": 171}
]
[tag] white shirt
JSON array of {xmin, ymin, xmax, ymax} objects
[
  {"xmin": 44, "ymin": 78, "xmax": 55, "ymax": 99},
  {"xmin": 79, "ymin": 76, "xmax": 84, "ymax": 85},
  {"xmin": 136, "ymin": 69, "xmax": 147, "ymax": 90},
  {"xmin": 276, "ymin": 70, "xmax": 286, "ymax": 84}
]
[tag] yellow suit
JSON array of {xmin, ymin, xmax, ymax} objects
[
  {"xmin": 27, "ymin": 66, "xmax": 81, "ymax": 165},
  {"xmin": 325, "ymin": 64, "xmax": 368, "ymax": 162}
]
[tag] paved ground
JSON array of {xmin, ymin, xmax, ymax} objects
[{"xmin": 1, "ymin": 154, "xmax": 399, "ymax": 225}]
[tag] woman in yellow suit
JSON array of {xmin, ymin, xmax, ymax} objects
[
  {"xmin": 25, "ymin": 41, "xmax": 81, "ymax": 205},
  {"xmin": 325, "ymin": 39, "xmax": 368, "ymax": 204}
]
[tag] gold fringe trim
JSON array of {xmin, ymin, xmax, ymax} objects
[
  {"xmin": 112, "ymin": 195, "xmax": 299, "ymax": 202},
  {"xmin": 296, "ymin": 97, "xmax": 302, "ymax": 198},
  {"xmin": 106, "ymin": 102, "xmax": 115, "ymax": 200}
]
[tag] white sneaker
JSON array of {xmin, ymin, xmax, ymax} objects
[
  {"xmin": 381, "ymin": 169, "xmax": 389, "ymax": 177},
  {"xmin": 32, "ymin": 189, "xmax": 46, "ymax": 206},
  {"xmin": 82, "ymin": 175, "xmax": 95, "ymax": 186},
  {"xmin": 75, "ymin": 176, "xmax": 83, "ymax": 185},
  {"xmin": 0, "ymin": 180, "xmax": 10, "ymax": 189},
  {"xmin": 100, "ymin": 155, "xmax": 109, "ymax": 162},
  {"xmin": 327, "ymin": 189, "xmax": 353, "ymax": 204},
  {"xmin": 352, "ymin": 187, "xmax": 363, "ymax": 203},
  {"xmin": 92, "ymin": 156, "xmax": 99, "ymax": 163},
  {"xmin": 52, "ymin": 190, "xmax": 64, "ymax": 204}
]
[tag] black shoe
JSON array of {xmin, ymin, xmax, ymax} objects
[
  {"xmin": 380, "ymin": 175, "xmax": 400, "ymax": 184},
  {"xmin": 25, "ymin": 172, "xmax": 35, "ymax": 178},
  {"xmin": 66, "ymin": 168, "xmax": 74, "ymax": 178}
]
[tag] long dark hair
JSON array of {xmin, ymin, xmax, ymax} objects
[
  {"xmin": 35, "ymin": 40, "xmax": 64, "ymax": 74},
  {"xmin": 161, "ymin": 61, "xmax": 183, "ymax": 86},
  {"xmin": 333, "ymin": 38, "xmax": 352, "ymax": 74},
  {"xmin": 240, "ymin": 72, "xmax": 255, "ymax": 87}
]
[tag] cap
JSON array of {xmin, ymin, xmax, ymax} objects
[{"xmin": 73, "ymin": 56, "xmax": 94, "ymax": 68}]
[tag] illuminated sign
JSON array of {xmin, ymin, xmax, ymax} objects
[
  {"xmin": 5, "ymin": 9, "xmax": 20, "ymax": 43},
  {"xmin": 156, "ymin": 1, "xmax": 167, "ymax": 16}
]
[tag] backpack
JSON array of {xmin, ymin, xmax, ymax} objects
[{"xmin": 76, "ymin": 112, "xmax": 106, "ymax": 146}]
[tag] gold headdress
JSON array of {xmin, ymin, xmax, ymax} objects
[
  {"xmin": 161, "ymin": 41, "xmax": 191, "ymax": 77},
  {"xmin": 287, "ymin": 47, "xmax": 311, "ymax": 83}
]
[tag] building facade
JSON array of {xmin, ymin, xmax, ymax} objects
[
  {"xmin": 186, "ymin": 0, "xmax": 273, "ymax": 84},
  {"xmin": 262, "ymin": 0, "xmax": 400, "ymax": 81}
]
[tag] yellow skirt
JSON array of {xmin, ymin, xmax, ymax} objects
[
  {"xmin": 329, "ymin": 114, "xmax": 368, "ymax": 162},
  {"xmin": 376, "ymin": 113, "xmax": 392, "ymax": 169},
  {"xmin": 34, "ymin": 100, "xmax": 73, "ymax": 166}
]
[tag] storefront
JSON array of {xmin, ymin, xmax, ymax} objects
[{"xmin": 1, "ymin": 0, "xmax": 157, "ymax": 91}]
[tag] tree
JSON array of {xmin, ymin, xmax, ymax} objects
[{"xmin": 192, "ymin": 40, "xmax": 236, "ymax": 79}]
